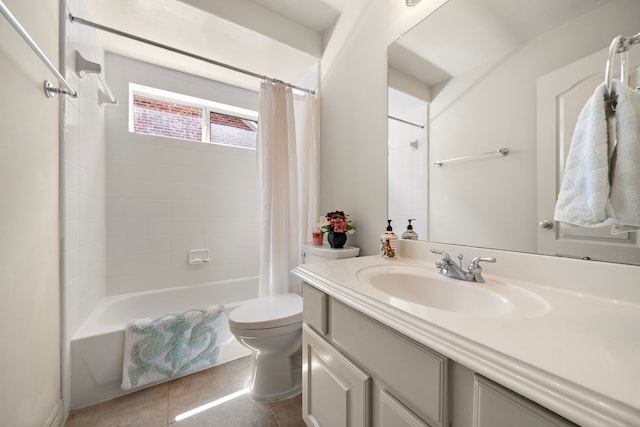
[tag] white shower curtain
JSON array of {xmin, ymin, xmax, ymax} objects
[{"xmin": 257, "ymin": 81, "xmax": 319, "ymax": 296}]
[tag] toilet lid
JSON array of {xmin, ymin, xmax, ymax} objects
[{"xmin": 229, "ymin": 293, "xmax": 302, "ymax": 330}]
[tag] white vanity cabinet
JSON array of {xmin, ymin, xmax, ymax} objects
[
  {"xmin": 302, "ymin": 283, "xmax": 448, "ymax": 427},
  {"xmin": 302, "ymin": 283, "xmax": 577, "ymax": 427}
]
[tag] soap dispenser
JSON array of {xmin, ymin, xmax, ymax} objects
[
  {"xmin": 402, "ymin": 219, "xmax": 418, "ymax": 240},
  {"xmin": 380, "ymin": 220, "xmax": 399, "ymax": 260}
]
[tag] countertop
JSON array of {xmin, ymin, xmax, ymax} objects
[{"xmin": 294, "ymin": 255, "xmax": 640, "ymax": 427}]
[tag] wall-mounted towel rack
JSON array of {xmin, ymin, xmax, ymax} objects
[
  {"xmin": 605, "ymin": 32, "xmax": 640, "ymax": 108},
  {"xmin": 75, "ymin": 51, "xmax": 117, "ymax": 105},
  {"xmin": 0, "ymin": 0, "xmax": 77, "ymax": 98},
  {"xmin": 434, "ymin": 147, "xmax": 509, "ymax": 167},
  {"xmin": 615, "ymin": 32, "xmax": 640, "ymax": 54}
]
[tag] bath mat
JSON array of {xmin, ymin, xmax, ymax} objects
[{"xmin": 121, "ymin": 305, "xmax": 228, "ymax": 390}]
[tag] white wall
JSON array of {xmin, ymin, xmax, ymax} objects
[
  {"xmin": 105, "ymin": 54, "xmax": 260, "ymax": 295},
  {"xmin": 60, "ymin": 0, "xmax": 107, "ymax": 412},
  {"xmin": 0, "ymin": 0, "xmax": 63, "ymax": 425}
]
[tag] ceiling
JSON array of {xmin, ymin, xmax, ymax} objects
[
  {"xmin": 389, "ymin": 0, "xmax": 609, "ymax": 88},
  {"xmin": 83, "ymin": 0, "xmax": 346, "ymax": 92}
]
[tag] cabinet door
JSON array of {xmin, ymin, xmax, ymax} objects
[
  {"xmin": 330, "ymin": 300, "xmax": 448, "ymax": 427},
  {"xmin": 380, "ymin": 390, "xmax": 431, "ymax": 427},
  {"xmin": 302, "ymin": 325, "xmax": 371, "ymax": 427},
  {"xmin": 473, "ymin": 376, "xmax": 576, "ymax": 427}
]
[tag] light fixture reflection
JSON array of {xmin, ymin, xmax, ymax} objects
[
  {"xmin": 174, "ymin": 387, "xmax": 250, "ymax": 421},
  {"xmin": 406, "ymin": 0, "xmax": 421, "ymax": 5}
]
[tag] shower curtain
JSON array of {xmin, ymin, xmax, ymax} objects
[{"xmin": 257, "ymin": 81, "xmax": 319, "ymax": 296}]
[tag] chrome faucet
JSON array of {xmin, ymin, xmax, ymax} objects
[{"xmin": 430, "ymin": 249, "xmax": 496, "ymax": 283}]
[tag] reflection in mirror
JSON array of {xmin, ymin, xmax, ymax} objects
[
  {"xmin": 388, "ymin": 0, "xmax": 640, "ymax": 265},
  {"xmin": 388, "ymin": 88, "xmax": 428, "ymax": 241}
]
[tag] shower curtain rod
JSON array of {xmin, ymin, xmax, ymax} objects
[{"xmin": 69, "ymin": 14, "xmax": 316, "ymax": 95}]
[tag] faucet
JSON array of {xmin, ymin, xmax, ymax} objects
[{"xmin": 430, "ymin": 249, "xmax": 496, "ymax": 283}]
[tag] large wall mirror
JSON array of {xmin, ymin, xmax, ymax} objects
[{"xmin": 388, "ymin": 0, "xmax": 640, "ymax": 265}]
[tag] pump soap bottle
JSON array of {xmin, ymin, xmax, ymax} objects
[
  {"xmin": 402, "ymin": 219, "xmax": 418, "ymax": 240},
  {"xmin": 380, "ymin": 220, "xmax": 399, "ymax": 260}
]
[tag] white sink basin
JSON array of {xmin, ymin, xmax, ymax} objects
[{"xmin": 356, "ymin": 264, "xmax": 548, "ymax": 317}]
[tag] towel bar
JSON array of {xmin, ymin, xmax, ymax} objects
[{"xmin": 434, "ymin": 147, "xmax": 509, "ymax": 167}]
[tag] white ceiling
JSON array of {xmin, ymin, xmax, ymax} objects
[
  {"xmin": 389, "ymin": 0, "xmax": 610, "ymax": 88},
  {"xmin": 83, "ymin": 0, "xmax": 346, "ymax": 92}
]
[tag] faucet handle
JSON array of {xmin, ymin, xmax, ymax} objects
[
  {"xmin": 430, "ymin": 248, "xmax": 451, "ymax": 260},
  {"xmin": 468, "ymin": 256, "xmax": 496, "ymax": 269},
  {"xmin": 467, "ymin": 256, "xmax": 496, "ymax": 283}
]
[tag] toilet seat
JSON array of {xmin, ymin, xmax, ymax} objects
[{"xmin": 229, "ymin": 293, "xmax": 302, "ymax": 331}]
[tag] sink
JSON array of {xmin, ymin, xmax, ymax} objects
[{"xmin": 356, "ymin": 264, "xmax": 548, "ymax": 317}]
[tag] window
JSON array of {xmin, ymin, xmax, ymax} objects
[
  {"xmin": 210, "ymin": 111, "xmax": 257, "ymax": 149},
  {"xmin": 133, "ymin": 95, "xmax": 203, "ymax": 141},
  {"xmin": 130, "ymin": 84, "xmax": 258, "ymax": 149}
]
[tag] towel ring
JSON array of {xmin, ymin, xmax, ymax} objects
[{"xmin": 604, "ymin": 35, "xmax": 623, "ymax": 110}]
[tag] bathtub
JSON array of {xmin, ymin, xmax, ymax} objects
[{"xmin": 70, "ymin": 277, "xmax": 258, "ymax": 409}]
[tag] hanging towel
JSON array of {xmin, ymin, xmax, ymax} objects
[
  {"xmin": 554, "ymin": 83, "xmax": 616, "ymax": 227},
  {"xmin": 121, "ymin": 305, "xmax": 228, "ymax": 390},
  {"xmin": 610, "ymin": 81, "xmax": 640, "ymax": 234}
]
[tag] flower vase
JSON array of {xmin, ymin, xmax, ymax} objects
[{"xmin": 328, "ymin": 232, "xmax": 347, "ymax": 249}]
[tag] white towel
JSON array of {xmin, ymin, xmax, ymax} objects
[
  {"xmin": 554, "ymin": 83, "xmax": 615, "ymax": 227},
  {"xmin": 121, "ymin": 305, "xmax": 228, "ymax": 390},
  {"xmin": 609, "ymin": 81, "xmax": 640, "ymax": 234}
]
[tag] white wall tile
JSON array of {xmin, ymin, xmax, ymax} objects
[
  {"xmin": 103, "ymin": 54, "xmax": 260, "ymax": 295},
  {"xmin": 62, "ymin": 221, "xmax": 79, "ymax": 254},
  {"xmin": 63, "ymin": 249, "xmax": 79, "ymax": 284},
  {"xmin": 63, "ymin": 191, "xmax": 80, "ymax": 222}
]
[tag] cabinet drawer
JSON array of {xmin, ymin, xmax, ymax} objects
[
  {"xmin": 303, "ymin": 283, "xmax": 328, "ymax": 335},
  {"xmin": 473, "ymin": 375, "xmax": 577, "ymax": 427},
  {"xmin": 381, "ymin": 390, "xmax": 431, "ymax": 427},
  {"xmin": 330, "ymin": 300, "xmax": 447, "ymax": 427}
]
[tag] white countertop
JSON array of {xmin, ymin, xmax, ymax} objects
[{"xmin": 294, "ymin": 255, "xmax": 640, "ymax": 427}]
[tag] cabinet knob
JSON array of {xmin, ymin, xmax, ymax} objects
[{"xmin": 538, "ymin": 220, "xmax": 554, "ymax": 230}]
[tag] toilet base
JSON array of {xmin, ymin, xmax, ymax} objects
[{"xmin": 248, "ymin": 349, "xmax": 302, "ymax": 402}]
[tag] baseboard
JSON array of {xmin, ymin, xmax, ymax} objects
[{"xmin": 46, "ymin": 398, "xmax": 65, "ymax": 427}]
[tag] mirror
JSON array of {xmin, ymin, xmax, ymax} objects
[{"xmin": 388, "ymin": 0, "xmax": 640, "ymax": 265}]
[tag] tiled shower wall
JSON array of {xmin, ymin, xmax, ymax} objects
[
  {"xmin": 105, "ymin": 54, "xmax": 260, "ymax": 296},
  {"xmin": 61, "ymin": 0, "xmax": 106, "ymax": 412}
]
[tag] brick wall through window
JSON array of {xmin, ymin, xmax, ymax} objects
[
  {"xmin": 210, "ymin": 112, "xmax": 257, "ymax": 149},
  {"xmin": 133, "ymin": 95, "xmax": 203, "ymax": 142}
]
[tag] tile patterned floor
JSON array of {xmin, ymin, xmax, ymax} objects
[{"xmin": 64, "ymin": 357, "xmax": 306, "ymax": 427}]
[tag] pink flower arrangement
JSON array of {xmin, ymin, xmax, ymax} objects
[{"xmin": 318, "ymin": 211, "xmax": 355, "ymax": 234}]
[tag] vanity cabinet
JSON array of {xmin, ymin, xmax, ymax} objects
[
  {"xmin": 302, "ymin": 283, "xmax": 448, "ymax": 427},
  {"xmin": 302, "ymin": 283, "xmax": 578, "ymax": 427}
]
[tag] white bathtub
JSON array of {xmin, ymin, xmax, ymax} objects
[{"xmin": 70, "ymin": 277, "xmax": 258, "ymax": 409}]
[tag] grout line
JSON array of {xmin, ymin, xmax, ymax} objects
[
  {"xmin": 267, "ymin": 402, "xmax": 281, "ymax": 427},
  {"xmin": 166, "ymin": 382, "xmax": 171, "ymax": 426}
]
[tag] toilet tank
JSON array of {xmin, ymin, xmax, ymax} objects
[{"xmin": 302, "ymin": 243, "xmax": 360, "ymax": 264}]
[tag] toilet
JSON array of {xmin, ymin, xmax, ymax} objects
[
  {"xmin": 229, "ymin": 243, "xmax": 359, "ymax": 402},
  {"xmin": 302, "ymin": 242, "xmax": 360, "ymax": 263}
]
